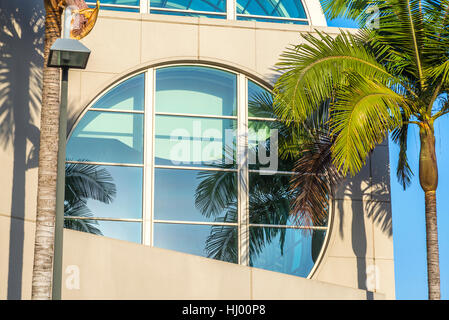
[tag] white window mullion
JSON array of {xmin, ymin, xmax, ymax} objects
[
  {"xmin": 227, "ymin": 0, "xmax": 236, "ymax": 20},
  {"xmin": 140, "ymin": 0, "xmax": 149, "ymax": 14},
  {"xmin": 143, "ymin": 69, "xmax": 154, "ymax": 246},
  {"xmin": 237, "ymin": 74, "xmax": 249, "ymax": 266}
]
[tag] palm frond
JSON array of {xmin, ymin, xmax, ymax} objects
[
  {"xmin": 289, "ymin": 134, "xmax": 342, "ymax": 227},
  {"xmin": 205, "ymin": 206, "xmax": 238, "ymax": 263},
  {"xmin": 195, "ymin": 170, "xmax": 237, "ymax": 218},
  {"xmin": 391, "ymin": 121, "xmax": 414, "ymax": 189},
  {"xmin": 374, "ymin": 0, "xmax": 426, "ymax": 87},
  {"xmin": 64, "ymin": 201, "xmax": 102, "ymax": 235},
  {"xmin": 330, "ymin": 73, "xmax": 404, "ymax": 175},
  {"xmin": 65, "ymin": 161, "xmax": 116, "ymax": 205},
  {"xmin": 321, "ymin": 0, "xmax": 377, "ymax": 22},
  {"xmin": 274, "ymin": 30, "xmax": 400, "ymax": 122}
]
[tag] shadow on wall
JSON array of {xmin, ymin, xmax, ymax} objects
[
  {"xmin": 335, "ymin": 151, "xmax": 392, "ymax": 299},
  {"xmin": 0, "ymin": 1, "xmax": 44, "ymax": 299}
]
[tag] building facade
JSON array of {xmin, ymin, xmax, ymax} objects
[{"xmin": 0, "ymin": 0, "xmax": 395, "ymax": 299}]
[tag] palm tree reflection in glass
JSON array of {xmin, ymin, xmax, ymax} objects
[
  {"xmin": 197, "ymin": 91, "xmax": 336, "ymax": 276},
  {"xmin": 64, "ymin": 162, "xmax": 116, "ymax": 235}
]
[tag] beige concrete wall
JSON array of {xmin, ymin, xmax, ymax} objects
[
  {"xmin": 0, "ymin": 4, "xmax": 395, "ymax": 300},
  {"xmin": 61, "ymin": 229, "xmax": 385, "ymax": 300},
  {"xmin": 0, "ymin": 0, "xmax": 44, "ymax": 300},
  {"xmin": 314, "ymin": 143, "xmax": 395, "ymax": 299}
]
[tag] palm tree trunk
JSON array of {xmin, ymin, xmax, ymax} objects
[
  {"xmin": 31, "ymin": 1, "xmax": 61, "ymax": 300},
  {"xmin": 419, "ymin": 121, "xmax": 440, "ymax": 300}
]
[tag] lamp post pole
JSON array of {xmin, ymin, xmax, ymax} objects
[
  {"xmin": 47, "ymin": 6, "xmax": 90, "ymax": 300},
  {"xmin": 52, "ymin": 66, "xmax": 68, "ymax": 300},
  {"xmin": 51, "ymin": 7, "xmax": 72, "ymax": 300}
]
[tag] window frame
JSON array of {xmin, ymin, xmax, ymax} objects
[
  {"xmin": 85, "ymin": 0, "xmax": 311, "ymax": 24},
  {"xmin": 65, "ymin": 63, "xmax": 330, "ymax": 278}
]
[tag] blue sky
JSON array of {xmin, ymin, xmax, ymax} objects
[{"xmin": 326, "ymin": 14, "xmax": 448, "ymax": 300}]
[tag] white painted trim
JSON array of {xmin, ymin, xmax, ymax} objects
[
  {"xmin": 303, "ymin": 0, "xmax": 327, "ymax": 26},
  {"xmin": 143, "ymin": 70, "xmax": 153, "ymax": 246},
  {"xmin": 237, "ymin": 73, "xmax": 249, "ymax": 266},
  {"xmin": 140, "ymin": 0, "xmax": 149, "ymax": 14},
  {"xmin": 226, "ymin": 0, "xmax": 236, "ymax": 20}
]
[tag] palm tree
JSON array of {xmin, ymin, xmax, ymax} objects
[
  {"xmin": 274, "ymin": 0, "xmax": 449, "ymax": 299},
  {"xmin": 32, "ymin": 0, "xmax": 98, "ymax": 300}
]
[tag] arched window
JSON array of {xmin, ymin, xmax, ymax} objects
[{"xmin": 65, "ymin": 65, "xmax": 328, "ymax": 278}]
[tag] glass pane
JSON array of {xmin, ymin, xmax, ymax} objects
[
  {"xmin": 92, "ymin": 73, "xmax": 144, "ymax": 111},
  {"xmin": 65, "ymin": 164, "xmax": 143, "ymax": 220},
  {"xmin": 65, "ymin": 219, "xmax": 142, "ymax": 243},
  {"xmin": 236, "ymin": 0, "xmax": 307, "ymax": 19},
  {"xmin": 67, "ymin": 111, "xmax": 144, "ymax": 164},
  {"xmin": 250, "ymin": 227, "xmax": 326, "ymax": 277},
  {"xmin": 155, "ymin": 66, "xmax": 237, "ymax": 116},
  {"xmin": 249, "ymin": 173, "xmax": 294, "ymax": 225},
  {"xmin": 149, "ymin": 9, "xmax": 226, "ymax": 18},
  {"xmin": 250, "ymin": 172, "xmax": 330, "ymax": 227},
  {"xmin": 248, "ymin": 80, "xmax": 274, "ymax": 118},
  {"xmin": 237, "ymin": 16, "xmax": 308, "ymax": 24},
  {"xmin": 154, "ymin": 223, "xmax": 238, "ymax": 263},
  {"xmin": 155, "ymin": 115, "xmax": 236, "ymax": 167},
  {"xmin": 151, "ymin": 0, "xmax": 226, "ymax": 12},
  {"xmin": 248, "ymin": 120, "xmax": 294, "ymax": 171},
  {"xmin": 154, "ymin": 168, "xmax": 237, "ymax": 222}
]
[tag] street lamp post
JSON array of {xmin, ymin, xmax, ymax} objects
[{"xmin": 47, "ymin": 7, "xmax": 91, "ymax": 300}]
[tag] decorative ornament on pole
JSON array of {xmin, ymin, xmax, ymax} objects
[
  {"xmin": 48, "ymin": 0, "xmax": 100, "ymax": 39},
  {"xmin": 47, "ymin": 1, "xmax": 96, "ymax": 69}
]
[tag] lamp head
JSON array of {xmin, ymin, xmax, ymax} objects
[{"xmin": 48, "ymin": 38, "xmax": 91, "ymax": 69}]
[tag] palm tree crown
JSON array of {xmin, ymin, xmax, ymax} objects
[{"xmin": 274, "ymin": 0, "xmax": 448, "ymax": 300}]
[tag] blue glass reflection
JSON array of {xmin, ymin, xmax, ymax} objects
[
  {"xmin": 82, "ymin": 166, "xmax": 142, "ymax": 219},
  {"xmin": 95, "ymin": 220, "xmax": 142, "ymax": 243},
  {"xmin": 151, "ymin": 0, "xmax": 226, "ymax": 12},
  {"xmin": 154, "ymin": 168, "xmax": 237, "ymax": 222},
  {"xmin": 237, "ymin": 0, "xmax": 307, "ymax": 18},
  {"xmin": 67, "ymin": 111, "xmax": 144, "ymax": 164},
  {"xmin": 156, "ymin": 66, "xmax": 237, "ymax": 116},
  {"xmin": 155, "ymin": 115, "xmax": 236, "ymax": 167},
  {"xmin": 250, "ymin": 227, "xmax": 326, "ymax": 277},
  {"xmin": 248, "ymin": 80, "xmax": 273, "ymax": 118},
  {"xmin": 237, "ymin": 16, "xmax": 308, "ymax": 24},
  {"xmin": 64, "ymin": 163, "xmax": 142, "ymax": 220},
  {"xmin": 248, "ymin": 120, "xmax": 294, "ymax": 172},
  {"xmin": 149, "ymin": 9, "xmax": 226, "ymax": 18},
  {"xmin": 64, "ymin": 219, "xmax": 142, "ymax": 243},
  {"xmin": 93, "ymin": 73, "xmax": 144, "ymax": 111},
  {"xmin": 154, "ymin": 223, "xmax": 238, "ymax": 263},
  {"xmin": 249, "ymin": 173, "xmax": 293, "ymax": 225}
]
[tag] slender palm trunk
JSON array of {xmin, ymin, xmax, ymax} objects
[
  {"xmin": 419, "ymin": 121, "xmax": 440, "ymax": 300},
  {"xmin": 31, "ymin": 2, "xmax": 61, "ymax": 300}
]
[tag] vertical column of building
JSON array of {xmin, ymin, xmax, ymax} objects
[{"xmin": 237, "ymin": 74, "xmax": 249, "ymax": 266}]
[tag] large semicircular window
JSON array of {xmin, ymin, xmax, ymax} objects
[{"xmin": 65, "ymin": 65, "xmax": 328, "ymax": 278}]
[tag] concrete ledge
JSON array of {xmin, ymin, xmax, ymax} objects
[{"xmin": 62, "ymin": 229, "xmax": 384, "ymax": 300}]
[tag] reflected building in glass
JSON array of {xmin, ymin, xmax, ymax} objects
[{"xmin": 0, "ymin": 0, "xmax": 396, "ymax": 300}]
